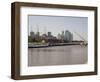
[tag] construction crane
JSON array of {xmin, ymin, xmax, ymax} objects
[{"xmin": 74, "ymin": 31, "xmax": 88, "ymax": 46}]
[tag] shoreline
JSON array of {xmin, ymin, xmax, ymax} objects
[{"xmin": 28, "ymin": 42, "xmax": 86, "ymax": 48}]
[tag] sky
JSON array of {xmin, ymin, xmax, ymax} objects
[{"xmin": 28, "ymin": 15, "xmax": 88, "ymax": 41}]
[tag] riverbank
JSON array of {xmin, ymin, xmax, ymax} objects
[{"xmin": 28, "ymin": 42, "xmax": 85, "ymax": 48}]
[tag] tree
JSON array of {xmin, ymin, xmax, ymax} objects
[{"xmin": 28, "ymin": 36, "xmax": 33, "ymax": 43}]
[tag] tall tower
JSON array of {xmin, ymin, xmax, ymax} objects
[
  {"xmin": 61, "ymin": 31, "xmax": 64, "ymax": 40},
  {"xmin": 64, "ymin": 30, "xmax": 73, "ymax": 42}
]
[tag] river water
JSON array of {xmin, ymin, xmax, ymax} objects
[{"xmin": 28, "ymin": 45, "xmax": 87, "ymax": 66}]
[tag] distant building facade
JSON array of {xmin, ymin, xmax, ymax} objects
[
  {"xmin": 61, "ymin": 31, "xmax": 64, "ymax": 40},
  {"xmin": 57, "ymin": 33, "xmax": 62, "ymax": 40},
  {"xmin": 48, "ymin": 32, "xmax": 52, "ymax": 37},
  {"xmin": 64, "ymin": 30, "xmax": 73, "ymax": 42},
  {"xmin": 30, "ymin": 31, "xmax": 35, "ymax": 39},
  {"xmin": 29, "ymin": 28, "xmax": 73, "ymax": 43}
]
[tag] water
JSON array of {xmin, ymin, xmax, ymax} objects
[{"xmin": 28, "ymin": 45, "xmax": 87, "ymax": 66}]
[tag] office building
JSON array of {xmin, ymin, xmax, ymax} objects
[{"xmin": 64, "ymin": 30, "xmax": 73, "ymax": 42}]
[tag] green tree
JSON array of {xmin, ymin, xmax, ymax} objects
[{"xmin": 28, "ymin": 36, "xmax": 33, "ymax": 43}]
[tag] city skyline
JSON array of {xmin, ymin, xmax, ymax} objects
[
  {"xmin": 28, "ymin": 15, "xmax": 88, "ymax": 41},
  {"xmin": 29, "ymin": 30, "xmax": 73, "ymax": 40}
]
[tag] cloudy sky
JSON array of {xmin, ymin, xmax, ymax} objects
[{"xmin": 28, "ymin": 15, "xmax": 88, "ymax": 41}]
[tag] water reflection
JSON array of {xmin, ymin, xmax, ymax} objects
[{"xmin": 28, "ymin": 45, "xmax": 87, "ymax": 66}]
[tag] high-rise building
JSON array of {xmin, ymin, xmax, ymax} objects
[
  {"xmin": 30, "ymin": 31, "xmax": 35, "ymax": 39},
  {"xmin": 70, "ymin": 33, "xmax": 73, "ymax": 41},
  {"xmin": 64, "ymin": 30, "xmax": 69, "ymax": 41},
  {"xmin": 61, "ymin": 31, "xmax": 64, "ymax": 40},
  {"xmin": 48, "ymin": 32, "xmax": 51, "ymax": 37},
  {"xmin": 64, "ymin": 30, "xmax": 73, "ymax": 42}
]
